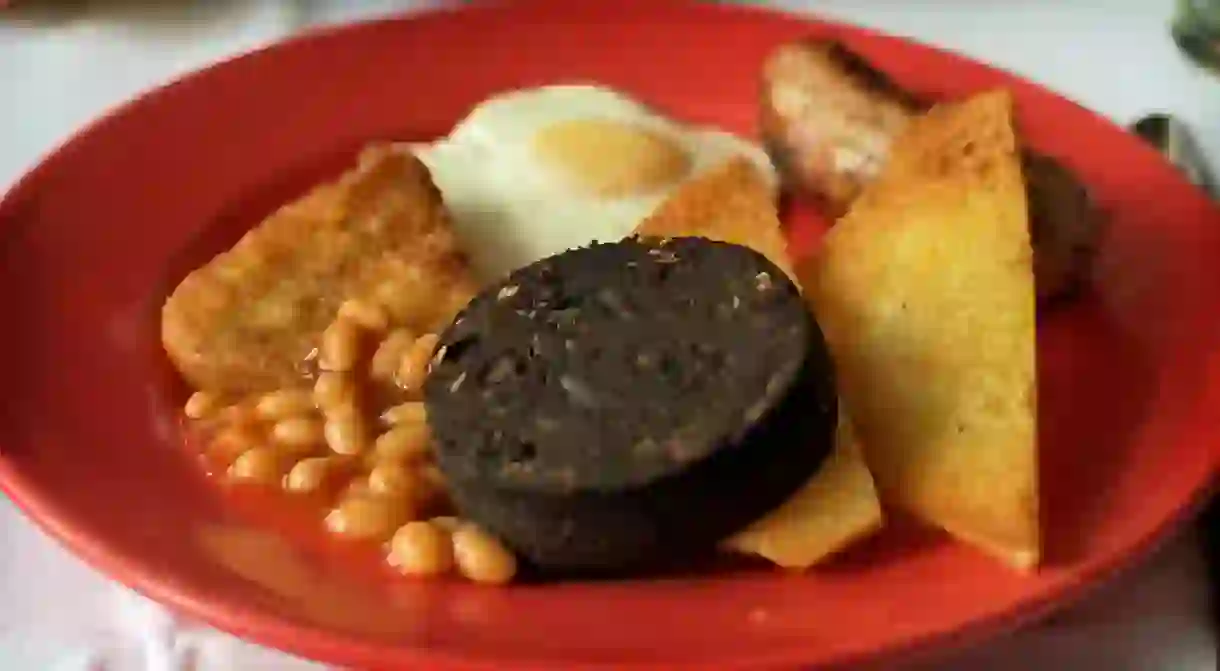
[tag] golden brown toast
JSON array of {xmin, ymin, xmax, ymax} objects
[
  {"xmin": 723, "ymin": 411, "xmax": 884, "ymax": 568},
  {"xmin": 162, "ymin": 145, "xmax": 479, "ymax": 393},
  {"xmin": 633, "ymin": 157, "xmax": 795, "ymax": 281},
  {"xmin": 637, "ymin": 156, "xmax": 884, "ymax": 569},
  {"xmin": 800, "ymin": 90, "xmax": 1039, "ymax": 570}
]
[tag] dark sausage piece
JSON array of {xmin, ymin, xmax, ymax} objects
[{"xmin": 425, "ymin": 237, "xmax": 838, "ymax": 575}]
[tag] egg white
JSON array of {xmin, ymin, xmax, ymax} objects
[{"xmin": 409, "ymin": 85, "xmax": 779, "ymax": 282}]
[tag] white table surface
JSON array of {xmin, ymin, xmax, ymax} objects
[{"xmin": 0, "ymin": 1, "xmax": 1216, "ymax": 669}]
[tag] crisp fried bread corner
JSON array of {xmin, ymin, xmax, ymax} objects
[
  {"xmin": 723, "ymin": 411, "xmax": 883, "ymax": 568},
  {"xmin": 801, "ymin": 90, "xmax": 1039, "ymax": 571},
  {"xmin": 637, "ymin": 157, "xmax": 884, "ymax": 569},
  {"xmin": 633, "ymin": 157, "xmax": 795, "ymax": 280},
  {"xmin": 162, "ymin": 145, "xmax": 479, "ymax": 393}
]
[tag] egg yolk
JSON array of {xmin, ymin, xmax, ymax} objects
[{"xmin": 533, "ymin": 119, "xmax": 692, "ymax": 198}]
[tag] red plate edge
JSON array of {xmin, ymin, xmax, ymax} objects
[
  {"xmin": 5, "ymin": 457, "xmax": 1216, "ymax": 671},
  {"xmin": 0, "ymin": 1, "xmax": 1218, "ymax": 669}
]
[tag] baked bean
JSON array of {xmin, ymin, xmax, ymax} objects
[
  {"xmin": 380, "ymin": 401, "xmax": 427, "ymax": 427},
  {"xmin": 217, "ymin": 401, "xmax": 260, "ymax": 428},
  {"xmin": 319, "ymin": 317, "xmax": 361, "ymax": 372},
  {"xmin": 283, "ymin": 456, "xmax": 349, "ymax": 494},
  {"xmin": 342, "ymin": 477, "xmax": 373, "ymax": 501},
  {"xmin": 372, "ymin": 424, "xmax": 430, "ymax": 464},
  {"xmin": 209, "ymin": 424, "xmax": 261, "ymax": 463},
  {"xmin": 228, "ymin": 447, "xmax": 284, "ymax": 485},
  {"xmin": 338, "ymin": 299, "xmax": 390, "ymax": 333},
  {"xmin": 368, "ymin": 461, "xmax": 417, "ymax": 497},
  {"xmin": 184, "ymin": 390, "xmax": 223, "ymax": 419},
  {"xmin": 324, "ymin": 409, "xmax": 369, "ymax": 456},
  {"xmin": 396, "ymin": 334, "xmax": 439, "ymax": 394},
  {"xmin": 255, "ymin": 389, "xmax": 315, "ymax": 420},
  {"xmin": 387, "ymin": 521, "xmax": 454, "ymax": 577},
  {"xmin": 270, "ymin": 417, "xmax": 324, "ymax": 451},
  {"xmin": 370, "ymin": 329, "xmax": 415, "ymax": 382},
  {"xmin": 452, "ymin": 523, "xmax": 517, "ymax": 585},
  {"xmin": 312, "ymin": 371, "xmax": 354, "ymax": 412},
  {"xmin": 324, "ymin": 492, "xmax": 409, "ymax": 542}
]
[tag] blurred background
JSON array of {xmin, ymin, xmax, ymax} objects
[{"xmin": 1, "ymin": 0, "xmax": 1218, "ymax": 188}]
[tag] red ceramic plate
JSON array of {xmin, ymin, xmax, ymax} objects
[{"xmin": 1, "ymin": 1, "xmax": 1218, "ymax": 669}]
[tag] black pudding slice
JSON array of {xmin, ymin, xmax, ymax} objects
[{"xmin": 424, "ymin": 237, "xmax": 838, "ymax": 574}]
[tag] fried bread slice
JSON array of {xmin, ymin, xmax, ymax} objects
[
  {"xmin": 801, "ymin": 90, "xmax": 1039, "ymax": 570},
  {"xmin": 723, "ymin": 411, "xmax": 883, "ymax": 568},
  {"xmin": 634, "ymin": 157, "xmax": 795, "ymax": 281}
]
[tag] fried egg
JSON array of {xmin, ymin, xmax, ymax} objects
[{"xmin": 408, "ymin": 85, "xmax": 779, "ymax": 281}]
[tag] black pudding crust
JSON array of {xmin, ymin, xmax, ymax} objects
[{"xmin": 424, "ymin": 237, "xmax": 838, "ymax": 574}]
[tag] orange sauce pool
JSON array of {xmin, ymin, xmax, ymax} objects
[
  {"xmin": 183, "ymin": 413, "xmax": 761, "ymax": 596},
  {"xmin": 187, "ymin": 418, "xmax": 400, "ymax": 581},
  {"xmin": 183, "ymin": 418, "xmax": 470, "ymax": 639}
]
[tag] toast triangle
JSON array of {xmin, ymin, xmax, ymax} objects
[{"xmin": 800, "ymin": 90, "xmax": 1039, "ymax": 570}]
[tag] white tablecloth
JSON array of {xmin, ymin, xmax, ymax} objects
[{"xmin": 0, "ymin": 1, "xmax": 1216, "ymax": 669}]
